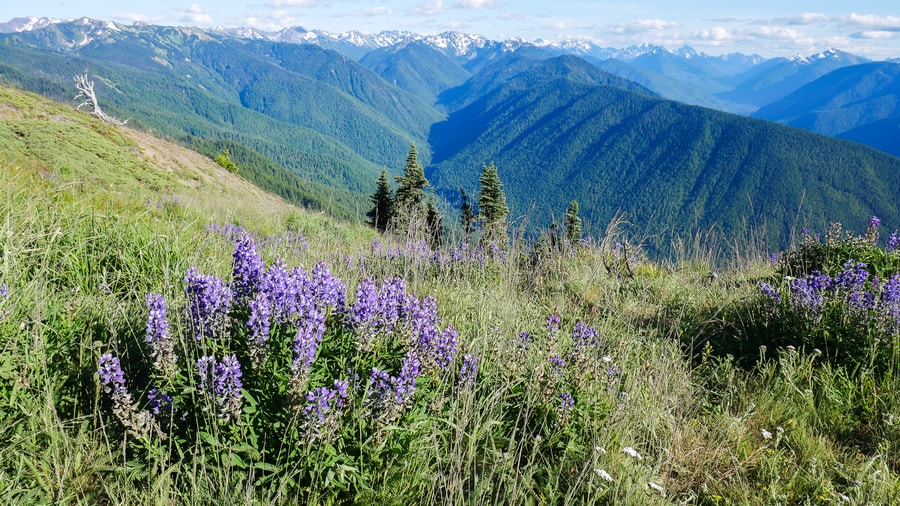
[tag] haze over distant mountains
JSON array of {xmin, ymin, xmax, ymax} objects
[{"xmin": 1, "ymin": 16, "xmax": 898, "ymax": 249}]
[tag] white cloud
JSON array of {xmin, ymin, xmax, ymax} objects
[
  {"xmin": 412, "ymin": 0, "xmax": 448, "ymax": 15},
  {"xmin": 846, "ymin": 13, "xmax": 900, "ymax": 29},
  {"xmin": 851, "ymin": 31, "xmax": 900, "ymax": 40},
  {"xmin": 694, "ymin": 26, "xmax": 731, "ymax": 42},
  {"xmin": 608, "ymin": 19, "xmax": 679, "ymax": 35},
  {"xmin": 266, "ymin": 0, "xmax": 319, "ymax": 6},
  {"xmin": 785, "ymin": 13, "xmax": 830, "ymax": 25},
  {"xmin": 411, "ymin": 0, "xmax": 498, "ymax": 16},
  {"xmin": 458, "ymin": 0, "xmax": 498, "ymax": 8},
  {"xmin": 179, "ymin": 5, "xmax": 213, "ymax": 25}
]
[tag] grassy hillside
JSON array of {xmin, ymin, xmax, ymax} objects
[
  {"xmin": 0, "ymin": 21, "xmax": 445, "ymax": 214},
  {"xmin": 1, "ymin": 81, "xmax": 900, "ymax": 504}
]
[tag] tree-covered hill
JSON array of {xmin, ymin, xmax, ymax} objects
[
  {"xmin": 0, "ymin": 20, "xmax": 445, "ymax": 216},
  {"xmin": 718, "ymin": 50, "xmax": 868, "ymax": 109},
  {"xmin": 360, "ymin": 40, "xmax": 472, "ymax": 104},
  {"xmin": 427, "ymin": 55, "xmax": 900, "ymax": 249},
  {"xmin": 753, "ymin": 62, "xmax": 900, "ymax": 146}
]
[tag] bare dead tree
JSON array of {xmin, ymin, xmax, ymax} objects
[{"xmin": 74, "ymin": 72, "xmax": 127, "ymax": 125}]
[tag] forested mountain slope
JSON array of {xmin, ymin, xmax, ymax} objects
[{"xmin": 427, "ymin": 56, "xmax": 900, "ymax": 249}]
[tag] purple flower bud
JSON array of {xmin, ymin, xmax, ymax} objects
[
  {"xmin": 459, "ymin": 354, "xmax": 478, "ymax": 387},
  {"xmin": 547, "ymin": 315, "xmax": 561, "ymax": 333}
]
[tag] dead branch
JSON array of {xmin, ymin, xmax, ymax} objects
[{"xmin": 74, "ymin": 72, "xmax": 127, "ymax": 125}]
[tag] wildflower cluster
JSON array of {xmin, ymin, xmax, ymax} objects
[
  {"xmin": 760, "ymin": 258, "xmax": 900, "ymax": 369},
  {"xmin": 98, "ymin": 226, "xmax": 471, "ymax": 451}
]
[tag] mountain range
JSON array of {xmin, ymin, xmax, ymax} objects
[{"xmin": 1, "ymin": 16, "xmax": 898, "ymax": 250}]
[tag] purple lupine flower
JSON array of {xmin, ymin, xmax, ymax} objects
[
  {"xmin": 145, "ymin": 293, "xmax": 177, "ymax": 379},
  {"xmin": 549, "ymin": 355, "xmax": 567, "ymax": 374},
  {"xmin": 418, "ymin": 325, "xmax": 458, "ymax": 371},
  {"xmin": 196, "ymin": 356, "xmax": 216, "ymax": 394},
  {"xmin": 262, "ymin": 260, "xmax": 300, "ymax": 323},
  {"xmin": 184, "ymin": 267, "xmax": 233, "ymax": 341},
  {"xmin": 393, "ymin": 352, "xmax": 420, "ymax": 403},
  {"xmin": 547, "ymin": 315, "xmax": 561, "ymax": 334},
  {"xmin": 887, "ymin": 231, "xmax": 899, "ymax": 252},
  {"xmin": 147, "ymin": 388, "xmax": 173, "ymax": 416},
  {"xmin": 759, "ymin": 283, "xmax": 782, "ymax": 305},
  {"xmin": 98, "ymin": 353, "xmax": 155, "ymax": 438},
  {"xmin": 560, "ymin": 392, "xmax": 575, "ymax": 409},
  {"xmin": 572, "ymin": 321, "xmax": 599, "ymax": 348},
  {"xmin": 292, "ymin": 313, "xmax": 325, "ymax": 373},
  {"xmin": 232, "ymin": 231, "xmax": 265, "ymax": 306},
  {"xmin": 834, "ymin": 261, "xmax": 869, "ymax": 293},
  {"xmin": 289, "ymin": 309, "xmax": 326, "ymax": 396},
  {"xmin": 98, "ymin": 353, "xmax": 126, "ymax": 391},
  {"xmin": 197, "ymin": 355, "xmax": 243, "ymax": 423},
  {"xmin": 877, "ymin": 275, "xmax": 900, "ymax": 334},
  {"xmin": 310, "ymin": 262, "xmax": 346, "ymax": 313},
  {"xmin": 866, "ymin": 216, "xmax": 881, "ymax": 244},
  {"xmin": 517, "ymin": 332, "xmax": 532, "ymax": 352},
  {"xmin": 247, "ymin": 291, "xmax": 273, "ymax": 367},
  {"xmin": 789, "ymin": 276, "xmax": 826, "ymax": 322},
  {"xmin": 350, "ymin": 278, "xmax": 378, "ymax": 330},
  {"xmin": 365, "ymin": 353, "xmax": 420, "ymax": 423},
  {"xmin": 459, "ymin": 354, "xmax": 478, "ymax": 388},
  {"xmin": 0, "ymin": 283, "xmax": 7, "ymax": 298},
  {"xmin": 302, "ymin": 379, "xmax": 349, "ymax": 426},
  {"xmin": 214, "ymin": 354, "xmax": 243, "ymax": 422}
]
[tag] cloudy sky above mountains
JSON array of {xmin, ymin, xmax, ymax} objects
[{"xmin": 3, "ymin": 1, "xmax": 899, "ymax": 58}]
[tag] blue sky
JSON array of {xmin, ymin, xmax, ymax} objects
[{"xmin": 3, "ymin": 1, "xmax": 899, "ymax": 58}]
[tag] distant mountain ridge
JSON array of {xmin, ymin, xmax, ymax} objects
[{"xmin": 2, "ymin": 15, "xmax": 899, "ymax": 252}]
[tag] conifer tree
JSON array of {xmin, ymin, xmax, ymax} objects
[
  {"xmin": 393, "ymin": 144, "xmax": 428, "ymax": 217},
  {"xmin": 367, "ymin": 168, "xmax": 394, "ymax": 232},
  {"xmin": 564, "ymin": 199, "xmax": 582, "ymax": 245},
  {"xmin": 476, "ymin": 162, "xmax": 509, "ymax": 243},
  {"xmin": 459, "ymin": 187, "xmax": 474, "ymax": 241}
]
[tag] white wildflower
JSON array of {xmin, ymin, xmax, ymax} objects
[
  {"xmin": 648, "ymin": 481, "xmax": 665, "ymax": 495},
  {"xmin": 601, "ymin": 355, "xmax": 613, "ymax": 363},
  {"xmin": 622, "ymin": 447, "xmax": 642, "ymax": 460},
  {"xmin": 761, "ymin": 429, "xmax": 773, "ymax": 440},
  {"xmin": 838, "ymin": 493, "xmax": 851, "ymax": 503},
  {"xmin": 776, "ymin": 426, "xmax": 784, "ymax": 434},
  {"xmin": 595, "ymin": 468, "xmax": 613, "ymax": 482},
  {"xmin": 594, "ymin": 446, "xmax": 607, "ymax": 454}
]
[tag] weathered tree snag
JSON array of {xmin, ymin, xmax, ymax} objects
[{"xmin": 74, "ymin": 73, "xmax": 127, "ymax": 125}]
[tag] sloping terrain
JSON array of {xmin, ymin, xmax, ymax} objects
[{"xmin": 427, "ymin": 56, "xmax": 900, "ymax": 249}]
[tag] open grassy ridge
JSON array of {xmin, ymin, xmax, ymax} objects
[{"xmin": 1, "ymin": 84, "xmax": 899, "ymax": 504}]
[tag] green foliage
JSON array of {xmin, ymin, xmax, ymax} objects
[
  {"xmin": 428, "ymin": 55, "xmax": 900, "ymax": 252},
  {"xmin": 367, "ymin": 168, "xmax": 394, "ymax": 232},
  {"xmin": 458, "ymin": 187, "xmax": 475, "ymax": 240},
  {"xmin": 476, "ymin": 162, "xmax": 509, "ymax": 243},
  {"xmin": 565, "ymin": 199, "xmax": 582, "ymax": 245},
  {"xmin": 213, "ymin": 148, "xmax": 239, "ymax": 173}
]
